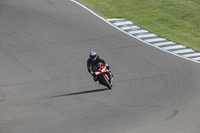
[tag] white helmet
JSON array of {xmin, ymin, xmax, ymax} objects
[{"xmin": 89, "ymin": 51, "xmax": 97, "ymax": 61}]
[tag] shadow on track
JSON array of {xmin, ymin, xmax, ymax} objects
[{"xmin": 47, "ymin": 88, "xmax": 108, "ymax": 98}]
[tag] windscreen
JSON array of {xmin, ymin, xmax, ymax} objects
[{"xmin": 94, "ymin": 62, "xmax": 101, "ymax": 70}]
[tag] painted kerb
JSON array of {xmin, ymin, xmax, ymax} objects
[{"xmin": 71, "ymin": 0, "xmax": 200, "ymax": 64}]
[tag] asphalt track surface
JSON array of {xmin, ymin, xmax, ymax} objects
[{"xmin": 1, "ymin": 0, "xmax": 200, "ymax": 133}]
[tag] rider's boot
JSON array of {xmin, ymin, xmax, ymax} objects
[
  {"xmin": 93, "ymin": 75, "xmax": 98, "ymax": 82},
  {"xmin": 111, "ymin": 74, "xmax": 113, "ymax": 80},
  {"xmin": 107, "ymin": 72, "xmax": 112, "ymax": 81}
]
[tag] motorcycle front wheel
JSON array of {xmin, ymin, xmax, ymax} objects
[{"xmin": 102, "ymin": 75, "xmax": 112, "ymax": 90}]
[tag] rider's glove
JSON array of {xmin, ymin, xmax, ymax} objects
[
  {"xmin": 90, "ymin": 71, "xmax": 94, "ymax": 75},
  {"xmin": 105, "ymin": 63, "xmax": 110, "ymax": 71}
]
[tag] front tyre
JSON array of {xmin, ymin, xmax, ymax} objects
[{"xmin": 102, "ymin": 75, "xmax": 112, "ymax": 90}]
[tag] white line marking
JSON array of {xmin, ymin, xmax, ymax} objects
[
  {"xmin": 136, "ymin": 34, "xmax": 157, "ymax": 38},
  {"xmin": 107, "ymin": 18, "xmax": 126, "ymax": 21},
  {"xmin": 121, "ymin": 26, "xmax": 139, "ymax": 30},
  {"xmin": 163, "ymin": 45, "xmax": 185, "ymax": 50},
  {"xmin": 183, "ymin": 53, "xmax": 200, "ymax": 57},
  {"xmin": 113, "ymin": 21, "xmax": 133, "ymax": 26},
  {"xmin": 145, "ymin": 38, "xmax": 166, "ymax": 43},
  {"xmin": 153, "ymin": 41, "xmax": 176, "ymax": 46},
  {"xmin": 128, "ymin": 30, "xmax": 148, "ymax": 34},
  {"xmin": 173, "ymin": 49, "xmax": 194, "ymax": 54}
]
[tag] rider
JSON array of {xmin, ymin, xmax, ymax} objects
[{"xmin": 87, "ymin": 51, "xmax": 112, "ymax": 83}]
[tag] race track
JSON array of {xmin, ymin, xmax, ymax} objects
[{"xmin": 1, "ymin": 0, "xmax": 200, "ymax": 133}]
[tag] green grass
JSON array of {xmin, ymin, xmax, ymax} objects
[{"xmin": 76, "ymin": 0, "xmax": 200, "ymax": 51}]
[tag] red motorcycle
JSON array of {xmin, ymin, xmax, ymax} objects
[{"xmin": 93, "ymin": 62, "xmax": 112, "ymax": 90}]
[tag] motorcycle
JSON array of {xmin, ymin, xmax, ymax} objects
[{"xmin": 93, "ymin": 62, "xmax": 113, "ymax": 90}]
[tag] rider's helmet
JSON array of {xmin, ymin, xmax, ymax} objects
[{"xmin": 89, "ymin": 51, "xmax": 97, "ymax": 61}]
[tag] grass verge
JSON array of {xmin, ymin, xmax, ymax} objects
[{"xmin": 76, "ymin": 0, "xmax": 200, "ymax": 51}]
